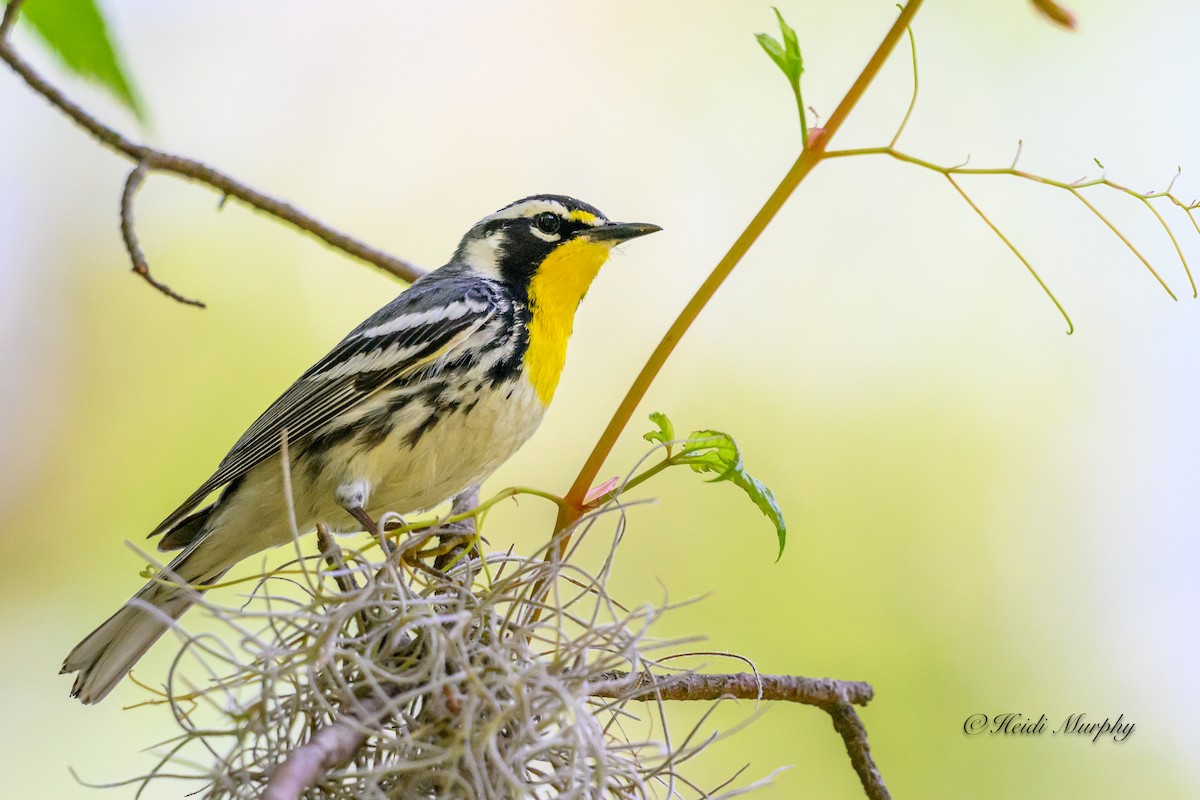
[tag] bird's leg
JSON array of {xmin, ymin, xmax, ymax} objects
[
  {"xmin": 432, "ymin": 485, "xmax": 482, "ymax": 570},
  {"xmin": 347, "ymin": 506, "xmax": 380, "ymax": 536}
]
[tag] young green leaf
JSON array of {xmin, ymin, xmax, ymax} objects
[
  {"xmin": 20, "ymin": 0, "xmax": 145, "ymax": 121},
  {"xmin": 641, "ymin": 414, "xmax": 787, "ymax": 560},
  {"xmin": 755, "ymin": 7, "xmax": 807, "ymax": 143},
  {"xmin": 676, "ymin": 430, "xmax": 786, "ymax": 559},
  {"xmin": 772, "ymin": 6, "xmax": 803, "ymax": 85},
  {"xmin": 754, "ymin": 32, "xmax": 788, "ymax": 75},
  {"xmin": 643, "ymin": 411, "xmax": 676, "ymax": 448}
]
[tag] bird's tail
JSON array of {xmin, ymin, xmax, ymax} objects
[{"xmin": 62, "ymin": 539, "xmax": 228, "ymax": 705}]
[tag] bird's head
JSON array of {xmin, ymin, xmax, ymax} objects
[
  {"xmin": 454, "ymin": 194, "xmax": 661, "ymax": 301},
  {"xmin": 455, "ymin": 194, "xmax": 660, "ymax": 404}
]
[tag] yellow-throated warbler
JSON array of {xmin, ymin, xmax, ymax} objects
[{"xmin": 63, "ymin": 194, "xmax": 660, "ymax": 703}]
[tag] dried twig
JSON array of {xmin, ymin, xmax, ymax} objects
[
  {"xmin": 262, "ymin": 693, "xmax": 392, "ymax": 800},
  {"xmin": 0, "ymin": 0, "xmax": 21, "ymax": 40},
  {"xmin": 593, "ymin": 670, "xmax": 873, "ymax": 708},
  {"xmin": 0, "ymin": 0, "xmax": 425, "ymax": 307},
  {"xmin": 828, "ymin": 703, "xmax": 890, "ymax": 800},
  {"xmin": 119, "ymin": 162, "xmax": 206, "ymax": 306}
]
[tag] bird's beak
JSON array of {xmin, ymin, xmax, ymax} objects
[{"xmin": 584, "ymin": 221, "xmax": 663, "ymax": 242}]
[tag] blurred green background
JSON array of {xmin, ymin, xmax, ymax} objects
[{"xmin": 2, "ymin": 0, "xmax": 1198, "ymax": 797}]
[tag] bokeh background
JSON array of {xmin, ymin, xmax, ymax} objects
[{"xmin": 2, "ymin": 0, "xmax": 1199, "ymax": 796}]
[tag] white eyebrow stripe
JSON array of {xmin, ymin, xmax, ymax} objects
[
  {"xmin": 482, "ymin": 199, "xmax": 571, "ymax": 223},
  {"xmin": 358, "ymin": 299, "xmax": 485, "ymax": 338}
]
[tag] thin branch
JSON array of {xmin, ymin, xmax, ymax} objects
[
  {"xmin": 887, "ymin": 17, "xmax": 918, "ymax": 149},
  {"xmin": 0, "ymin": 2, "xmax": 425, "ymax": 303},
  {"xmin": 554, "ymin": 0, "xmax": 927, "ymax": 540},
  {"xmin": 121, "ymin": 163, "xmax": 205, "ymax": 307},
  {"xmin": 0, "ymin": 0, "xmax": 23, "ymax": 40},
  {"xmin": 597, "ymin": 671, "xmax": 889, "ymax": 800},
  {"xmin": 315, "ymin": 523, "xmax": 359, "ymax": 597},
  {"xmin": 828, "ymin": 702, "xmax": 891, "ymax": 800},
  {"xmin": 1141, "ymin": 198, "xmax": 1195, "ymax": 297},
  {"xmin": 593, "ymin": 670, "xmax": 873, "ymax": 708},
  {"xmin": 945, "ymin": 174, "xmax": 1073, "ymax": 333},
  {"xmin": 822, "ymin": 144, "xmax": 1200, "ymax": 309},
  {"xmin": 1070, "ymin": 190, "xmax": 1175, "ymax": 299}
]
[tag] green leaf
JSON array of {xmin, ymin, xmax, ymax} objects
[
  {"xmin": 754, "ymin": 32, "xmax": 787, "ymax": 75},
  {"xmin": 676, "ymin": 428, "xmax": 788, "ymax": 560},
  {"xmin": 757, "ymin": 7, "xmax": 803, "ymax": 87},
  {"xmin": 771, "ymin": 7, "xmax": 803, "ymax": 84},
  {"xmin": 20, "ymin": 0, "xmax": 145, "ymax": 120},
  {"xmin": 643, "ymin": 411, "xmax": 676, "ymax": 448}
]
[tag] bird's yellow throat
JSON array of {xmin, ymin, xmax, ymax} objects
[{"xmin": 524, "ymin": 238, "xmax": 613, "ymax": 405}]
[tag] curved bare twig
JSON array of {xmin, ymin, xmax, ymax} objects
[
  {"xmin": 0, "ymin": 0, "xmax": 425, "ymax": 307},
  {"xmin": 120, "ymin": 162, "xmax": 206, "ymax": 306}
]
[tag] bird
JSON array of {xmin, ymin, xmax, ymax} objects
[{"xmin": 62, "ymin": 194, "xmax": 660, "ymax": 704}]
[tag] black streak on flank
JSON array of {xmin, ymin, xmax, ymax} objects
[
  {"xmin": 405, "ymin": 412, "xmax": 441, "ymax": 449},
  {"xmin": 303, "ymin": 423, "xmax": 358, "ymax": 460},
  {"xmin": 356, "ymin": 406, "xmax": 397, "ymax": 451}
]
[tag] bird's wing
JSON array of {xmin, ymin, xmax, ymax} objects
[{"xmin": 149, "ymin": 277, "xmax": 502, "ymax": 538}]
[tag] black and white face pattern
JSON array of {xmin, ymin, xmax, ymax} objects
[{"xmin": 453, "ymin": 194, "xmax": 609, "ymax": 294}]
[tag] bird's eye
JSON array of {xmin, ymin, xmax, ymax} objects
[{"xmin": 535, "ymin": 212, "xmax": 561, "ymax": 235}]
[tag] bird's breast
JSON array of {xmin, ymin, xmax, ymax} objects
[{"xmin": 363, "ymin": 373, "xmax": 547, "ymax": 516}]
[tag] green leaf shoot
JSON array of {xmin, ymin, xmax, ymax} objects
[
  {"xmin": 643, "ymin": 411, "xmax": 676, "ymax": 450},
  {"xmin": 20, "ymin": 0, "xmax": 145, "ymax": 121},
  {"xmin": 755, "ymin": 6, "xmax": 807, "ymax": 144},
  {"xmin": 754, "ymin": 32, "xmax": 788, "ymax": 74},
  {"xmin": 641, "ymin": 413, "xmax": 787, "ymax": 560}
]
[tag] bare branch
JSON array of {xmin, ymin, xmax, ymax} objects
[
  {"xmin": 828, "ymin": 702, "xmax": 891, "ymax": 800},
  {"xmin": 593, "ymin": 670, "xmax": 873, "ymax": 708},
  {"xmin": 597, "ymin": 671, "xmax": 888, "ymax": 800},
  {"xmin": 263, "ymin": 694, "xmax": 392, "ymax": 800},
  {"xmin": 887, "ymin": 18, "xmax": 919, "ymax": 149},
  {"xmin": 945, "ymin": 173, "xmax": 1073, "ymax": 334},
  {"xmin": 0, "ymin": 3, "xmax": 426, "ymax": 303},
  {"xmin": 0, "ymin": 0, "xmax": 24, "ymax": 40},
  {"xmin": 1070, "ymin": 189, "xmax": 1176, "ymax": 299}
]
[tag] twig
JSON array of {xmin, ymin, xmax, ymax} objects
[
  {"xmin": 593, "ymin": 670, "xmax": 873, "ymax": 708},
  {"xmin": 596, "ymin": 671, "xmax": 889, "ymax": 800},
  {"xmin": 120, "ymin": 162, "xmax": 205, "ymax": 306},
  {"xmin": 887, "ymin": 17, "xmax": 919, "ymax": 149},
  {"xmin": 822, "ymin": 144, "xmax": 1200, "ymax": 303},
  {"xmin": 315, "ymin": 523, "xmax": 358, "ymax": 596},
  {"xmin": 828, "ymin": 702, "xmax": 891, "ymax": 800},
  {"xmin": 945, "ymin": 173, "xmax": 1073, "ymax": 333},
  {"xmin": 262, "ymin": 695, "xmax": 392, "ymax": 800},
  {"xmin": 0, "ymin": 0, "xmax": 22, "ymax": 40},
  {"xmin": 554, "ymin": 0, "xmax": 928, "ymax": 553},
  {"xmin": 0, "ymin": 0, "xmax": 425, "ymax": 307}
]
